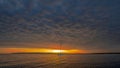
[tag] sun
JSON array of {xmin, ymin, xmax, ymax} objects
[{"xmin": 51, "ymin": 50, "xmax": 66, "ymax": 53}]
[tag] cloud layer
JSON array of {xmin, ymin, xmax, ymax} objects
[{"xmin": 0, "ymin": 0, "xmax": 120, "ymax": 52}]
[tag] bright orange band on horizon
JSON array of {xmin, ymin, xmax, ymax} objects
[{"xmin": 0, "ymin": 48, "xmax": 86, "ymax": 54}]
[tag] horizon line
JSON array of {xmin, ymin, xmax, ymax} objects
[{"xmin": 1, "ymin": 52, "xmax": 120, "ymax": 55}]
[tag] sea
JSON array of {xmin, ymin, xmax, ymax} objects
[{"xmin": 0, "ymin": 54, "xmax": 120, "ymax": 68}]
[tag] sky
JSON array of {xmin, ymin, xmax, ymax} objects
[{"xmin": 0, "ymin": 0, "xmax": 120, "ymax": 53}]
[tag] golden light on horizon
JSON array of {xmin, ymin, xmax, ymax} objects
[
  {"xmin": 51, "ymin": 50, "xmax": 67, "ymax": 53},
  {"xmin": 0, "ymin": 48, "xmax": 86, "ymax": 54}
]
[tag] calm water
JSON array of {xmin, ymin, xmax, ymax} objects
[{"xmin": 0, "ymin": 54, "xmax": 120, "ymax": 68}]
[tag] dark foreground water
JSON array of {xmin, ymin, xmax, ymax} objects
[{"xmin": 0, "ymin": 54, "xmax": 120, "ymax": 68}]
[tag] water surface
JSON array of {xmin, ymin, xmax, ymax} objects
[{"xmin": 0, "ymin": 54, "xmax": 120, "ymax": 68}]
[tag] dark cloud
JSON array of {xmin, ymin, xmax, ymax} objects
[{"xmin": 0, "ymin": 0, "xmax": 120, "ymax": 52}]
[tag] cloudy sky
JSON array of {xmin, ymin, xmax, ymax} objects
[{"xmin": 0, "ymin": 0, "xmax": 120, "ymax": 53}]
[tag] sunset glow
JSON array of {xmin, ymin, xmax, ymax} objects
[
  {"xmin": 0, "ymin": 48, "xmax": 86, "ymax": 54},
  {"xmin": 51, "ymin": 50, "xmax": 67, "ymax": 53}
]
